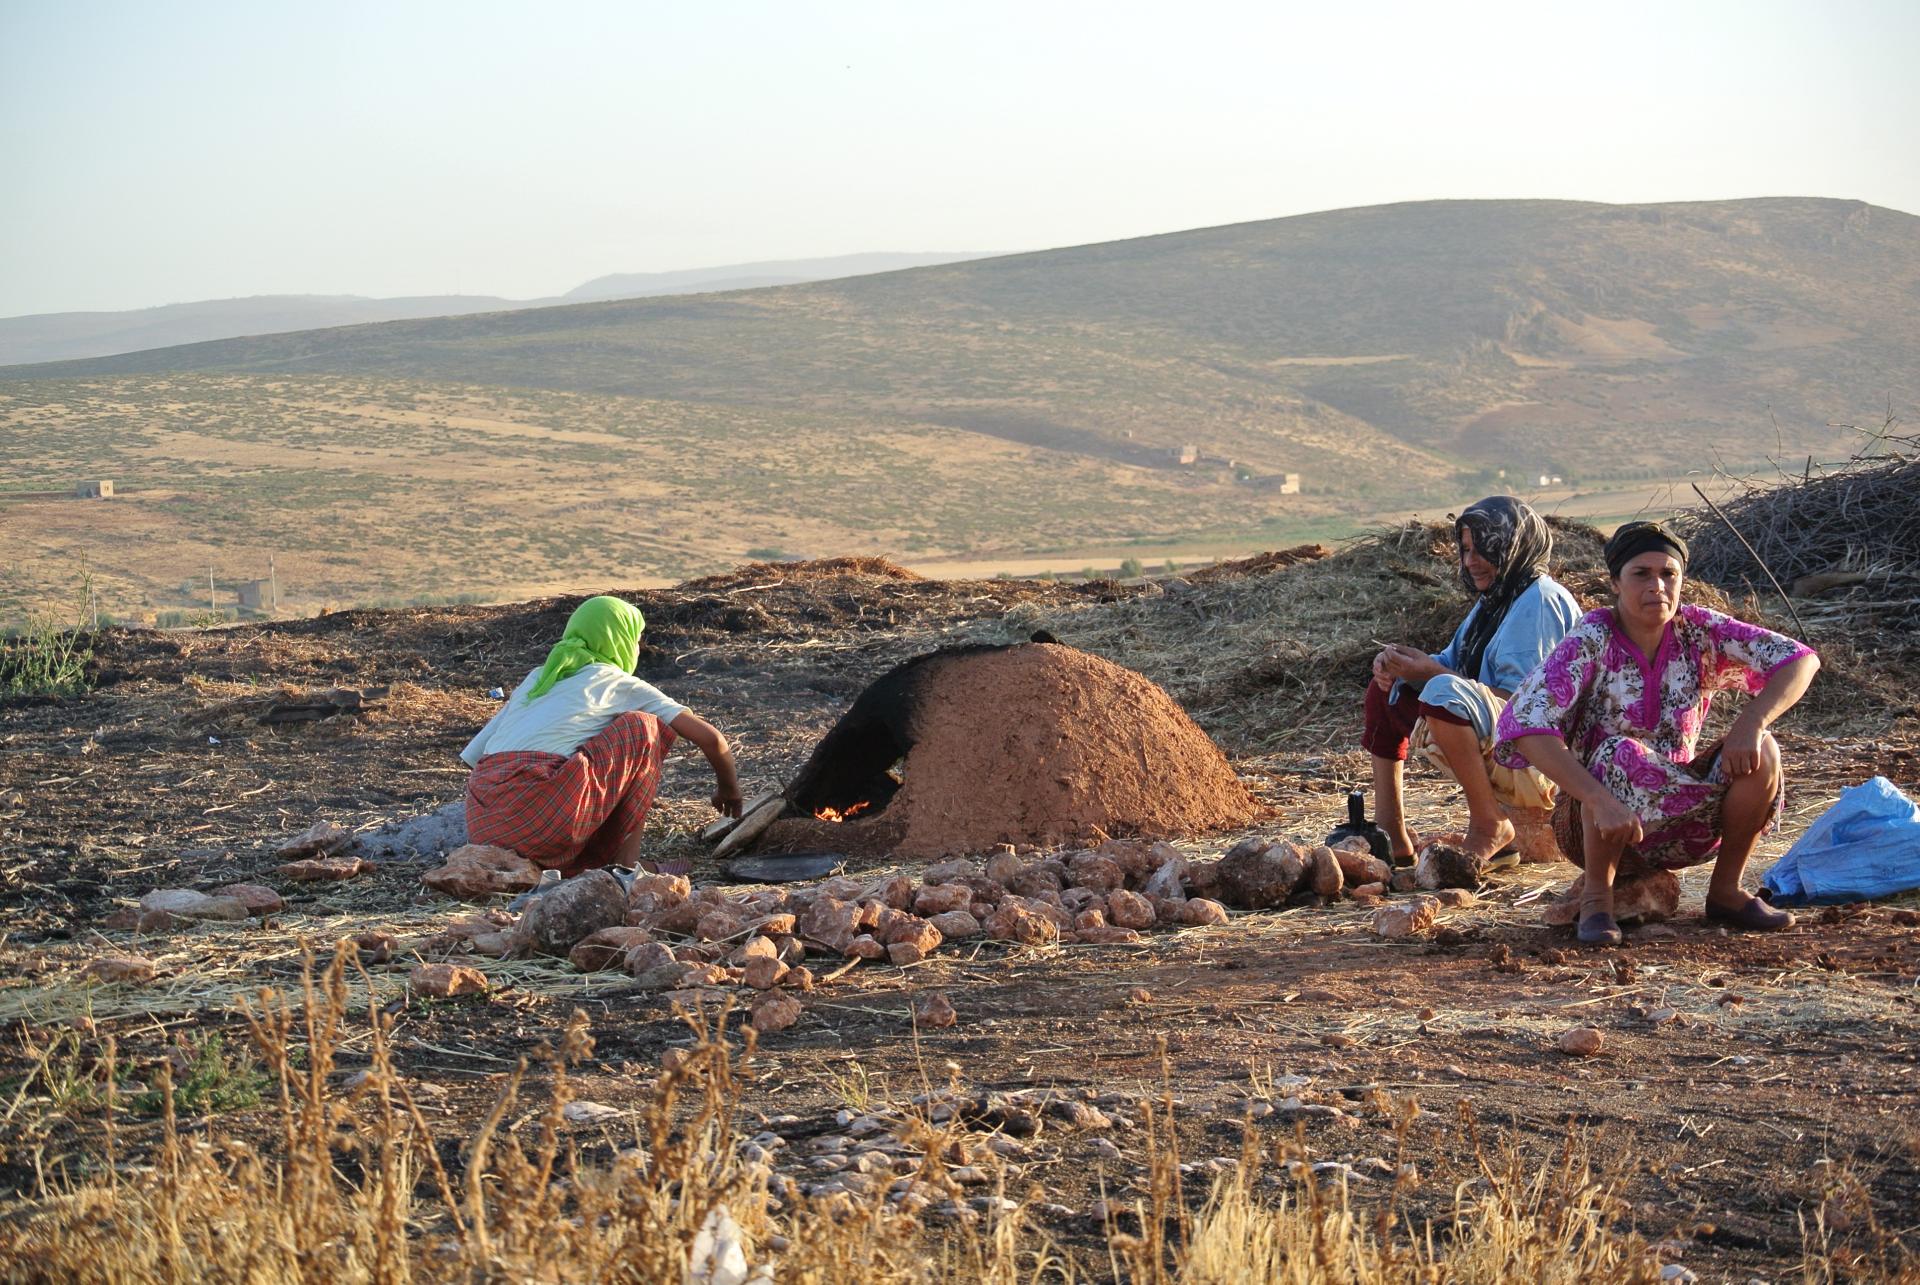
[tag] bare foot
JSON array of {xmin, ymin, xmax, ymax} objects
[
  {"xmin": 1459, "ymin": 814, "xmax": 1516, "ymax": 862},
  {"xmin": 1387, "ymin": 823, "xmax": 1417, "ymax": 864}
]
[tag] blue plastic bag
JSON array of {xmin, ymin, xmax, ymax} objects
[{"xmin": 1763, "ymin": 776, "xmax": 1920, "ymax": 906}]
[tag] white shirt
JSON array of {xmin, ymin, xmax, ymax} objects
[{"xmin": 460, "ymin": 663, "xmax": 687, "ymax": 766}]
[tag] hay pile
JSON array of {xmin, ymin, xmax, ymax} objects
[
  {"xmin": 1002, "ymin": 517, "xmax": 1831, "ymax": 756},
  {"xmin": 1678, "ymin": 437, "xmax": 1920, "ymax": 651}
]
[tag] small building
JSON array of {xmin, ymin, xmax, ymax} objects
[
  {"xmin": 1173, "ymin": 443, "xmax": 1199, "ymax": 466},
  {"xmin": 1278, "ymin": 473, "xmax": 1302, "ymax": 495},
  {"xmin": 76, "ymin": 480, "xmax": 114, "ymax": 498},
  {"xmin": 235, "ymin": 578, "xmax": 277, "ymax": 611}
]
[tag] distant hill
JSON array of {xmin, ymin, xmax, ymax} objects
[
  {"xmin": 0, "ymin": 295, "xmax": 523, "ymax": 366},
  {"xmin": 0, "ymin": 252, "xmax": 999, "ymax": 364},
  {"xmin": 15, "ymin": 198, "xmax": 1915, "ymax": 483},
  {"xmin": 562, "ymin": 252, "xmax": 1004, "ymax": 302}
]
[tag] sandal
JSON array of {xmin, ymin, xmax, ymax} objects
[
  {"xmin": 1577, "ymin": 912, "xmax": 1623, "ymax": 946},
  {"xmin": 1705, "ymin": 895, "xmax": 1796, "ymax": 932}
]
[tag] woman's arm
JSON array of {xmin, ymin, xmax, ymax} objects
[
  {"xmin": 669, "ymin": 711, "xmax": 745, "ymax": 818},
  {"xmin": 1509, "ymin": 733, "xmax": 1644, "ymax": 847},
  {"xmin": 1722, "ymin": 651, "xmax": 1820, "ymax": 776}
]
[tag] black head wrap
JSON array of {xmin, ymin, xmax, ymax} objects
[
  {"xmin": 1604, "ymin": 521, "xmax": 1689, "ymax": 579},
  {"xmin": 1453, "ymin": 496, "xmax": 1553, "ymax": 683}
]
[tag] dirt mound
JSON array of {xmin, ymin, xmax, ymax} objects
[
  {"xmin": 1186, "ymin": 544, "xmax": 1332, "ymax": 583},
  {"xmin": 765, "ymin": 643, "xmax": 1259, "ymax": 861},
  {"xmin": 680, "ymin": 557, "xmax": 924, "ymax": 592}
]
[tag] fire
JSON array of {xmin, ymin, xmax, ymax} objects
[{"xmin": 813, "ymin": 800, "xmax": 872, "ymax": 824}]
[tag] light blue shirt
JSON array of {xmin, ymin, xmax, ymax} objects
[{"xmin": 1428, "ymin": 575, "xmax": 1583, "ymax": 694}]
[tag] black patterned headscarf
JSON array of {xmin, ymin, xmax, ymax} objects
[{"xmin": 1453, "ymin": 496, "xmax": 1553, "ymax": 683}]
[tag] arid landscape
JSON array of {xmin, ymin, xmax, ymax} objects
[
  {"xmin": 4, "ymin": 198, "xmax": 1916, "ymax": 627},
  {"xmin": 1, "ymin": 524, "xmax": 1915, "ymax": 1280}
]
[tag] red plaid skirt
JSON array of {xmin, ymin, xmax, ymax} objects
[{"xmin": 465, "ymin": 711, "xmax": 675, "ymax": 877}]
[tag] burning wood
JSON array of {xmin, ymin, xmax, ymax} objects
[{"xmin": 813, "ymin": 801, "xmax": 872, "ymax": 824}]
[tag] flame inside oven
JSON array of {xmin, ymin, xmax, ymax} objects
[{"xmin": 813, "ymin": 800, "xmax": 873, "ymax": 824}]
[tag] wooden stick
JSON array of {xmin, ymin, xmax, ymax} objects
[{"xmin": 1690, "ymin": 483, "xmax": 1810, "ymax": 639}]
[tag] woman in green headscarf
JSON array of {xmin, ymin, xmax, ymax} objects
[{"xmin": 460, "ymin": 596, "xmax": 743, "ymax": 876}]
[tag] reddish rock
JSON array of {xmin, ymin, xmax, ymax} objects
[
  {"xmin": 743, "ymin": 955, "xmax": 789, "ymax": 989},
  {"xmin": 420, "ymin": 845, "xmax": 539, "ymax": 899},
  {"xmin": 928, "ymin": 910, "xmax": 981, "ymax": 939},
  {"xmin": 1333, "ymin": 848, "xmax": 1392, "ymax": 888},
  {"xmin": 694, "ymin": 909, "xmax": 752, "ymax": 943},
  {"xmin": 512, "ymin": 869, "xmax": 627, "ymax": 958},
  {"xmin": 625, "ymin": 942, "xmax": 687, "ymax": 987},
  {"xmin": 984, "ymin": 851, "xmax": 1024, "ymax": 885},
  {"xmin": 846, "ymin": 934, "xmax": 887, "ymax": 960},
  {"xmin": 279, "ymin": 855, "xmax": 373, "ymax": 883},
  {"xmin": 797, "ymin": 896, "xmax": 862, "ymax": 953},
  {"xmin": 1542, "ymin": 871, "xmax": 1679, "ymax": 927},
  {"xmin": 355, "ymin": 931, "xmax": 399, "ymax": 963},
  {"xmin": 887, "ymin": 941, "xmax": 929, "ymax": 966},
  {"xmin": 923, "ymin": 858, "xmax": 975, "ymax": 883},
  {"xmin": 213, "ymin": 883, "xmax": 285, "ymax": 916},
  {"xmin": 969, "ymin": 900, "xmax": 997, "ymax": 920},
  {"xmin": 1350, "ymin": 882, "xmax": 1386, "ymax": 903},
  {"xmin": 275, "ymin": 820, "xmax": 352, "ymax": 858},
  {"xmin": 985, "ymin": 903, "xmax": 1059, "ymax": 946},
  {"xmin": 1179, "ymin": 898, "xmax": 1230, "ymax": 927},
  {"xmin": 789, "ymin": 966, "xmax": 816, "ymax": 991},
  {"xmin": 139, "ymin": 888, "xmax": 248, "ymax": 921},
  {"xmin": 569, "ymin": 926, "xmax": 656, "ymax": 972},
  {"xmin": 137, "ymin": 909, "xmax": 183, "ymax": 933},
  {"xmin": 1558, "ymin": 1026, "xmax": 1604, "ymax": 1057},
  {"xmin": 1215, "ymin": 840, "xmax": 1305, "ymax": 909},
  {"xmin": 1434, "ymin": 887, "xmax": 1477, "ymax": 909},
  {"xmin": 1307, "ymin": 844, "xmax": 1344, "ymax": 899},
  {"xmin": 1371, "ymin": 898, "xmax": 1439, "ymax": 940},
  {"xmin": 1007, "ymin": 861, "xmax": 1066, "ymax": 898},
  {"xmin": 912, "ymin": 991, "xmax": 957, "ymax": 1029},
  {"xmin": 733, "ymin": 935, "xmax": 778, "ymax": 964},
  {"xmin": 626, "ymin": 873, "xmax": 692, "ymax": 914},
  {"xmin": 101, "ymin": 907, "xmax": 142, "ymax": 930},
  {"xmin": 82, "ymin": 955, "xmax": 156, "ymax": 984},
  {"xmin": 1076, "ymin": 925, "xmax": 1144, "ymax": 945},
  {"xmin": 774, "ymin": 934, "xmax": 807, "ymax": 965},
  {"xmin": 756, "ymin": 912, "xmax": 797, "ymax": 936},
  {"xmin": 1414, "ymin": 842, "xmax": 1482, "ymax": 891},
  {"xmin": 1066, "ymin": 854, "xmax": 1125, "ymax": 894},
  {"xmin": 409, "ymin": 962, "xmax": 488, "ymax": 998},
  {"xmin": 1074, "ymin": 907, "xmax": 1107, "ymax": 931},
  {"xmin": 876, "ymin": 875, "xmax": 916, "ymax": 910},
  {"xmin": 887, "ymin": 918, "xmax": 943, "ymax": 955},
  {"xmin": 817, "ymin": 875, "xmax": 867, "ymax": 902},
  {"xmin": 1105, "ymin": 889, "xmax": 1156, "ymax": 930},
  {"xmin": 913, "ymin": 882, "xmax": 974, "ymax": 916},
  {"xmin": 1389, "ymin": 869, "xmax": 1419, "ymax": 893},
  {"xmin": 751, "ymin": 991, "xmax": 803, "ymax": 1033}
]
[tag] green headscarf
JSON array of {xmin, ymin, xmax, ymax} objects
[{"xmin": 526, "ymin": 596, "xmax": 645, "ymax": 702}]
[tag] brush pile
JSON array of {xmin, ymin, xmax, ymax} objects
[{"xmin": 1679, "ymin": 432, "xmax": 1920, "ymax": 652}]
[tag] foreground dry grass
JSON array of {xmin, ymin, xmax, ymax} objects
[{"xmin": 0, "ymin": 950, "xmax": 1783, "ymax": 1283}]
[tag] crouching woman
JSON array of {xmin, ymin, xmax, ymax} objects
[
  {"xmin": 1365, "ymin": 496, "xmax": 1584, "ymax": 863},
  {"xmin": 1493, "ymin": 522, "xmax": 1820, "ymax": 946},
  {"xmin": 460, "ymin": 595, "xmax": 743, "ymax": 876}
]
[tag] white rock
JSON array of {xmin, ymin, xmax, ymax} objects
[{"xmin": 561, "ymin": 1101, "xmax": 624, "ymax": 1124}]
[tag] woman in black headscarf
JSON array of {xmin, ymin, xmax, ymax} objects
[{"xmin": 1364, "ymin": 496, "xmax": 1583, "ymax": 865}]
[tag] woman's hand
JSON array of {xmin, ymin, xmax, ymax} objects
[
  {"xmin": 711, "ymin": 785, "xmax": 745, "ymax": 819},
  {"xmin": 1720, "ymin": 717, "xmax": 1766, "ymax": 777},
  {"xmin": 1589, "ymin": 793, "xmax": 1644, "ymax": 848},
  {"xmin": 1377, "ymin": 644, "xmax": 1447, "ymax": 686}
]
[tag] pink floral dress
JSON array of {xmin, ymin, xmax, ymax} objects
[{"xmin": 1494, "ymin": 605, "xmax": 1814, "ymax": 868}]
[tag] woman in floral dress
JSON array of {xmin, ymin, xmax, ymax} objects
[{"xmin": 1494, "ymin": 521, "xmax": 1820, "ymax": 945}]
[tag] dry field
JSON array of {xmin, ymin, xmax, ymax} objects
[
  {"xmin": 0, "ymin": 532, "xmax": 1916, "ymax": 1280},
  {"xmin": 0, "ymin": 373, "xmax": 1361, "ymax": 627}
]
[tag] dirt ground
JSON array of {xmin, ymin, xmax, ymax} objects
[{"xmin": 2, "ymin": 559, "xmax": 1917, "ymax": 1279}]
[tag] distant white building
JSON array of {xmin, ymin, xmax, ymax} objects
[
  {"xmin": 1278, "ymin": 473, "xmax": 1302, "ymax": 495},
  {"xmin": 76, "ymin": 480, "xmax": 114, "ymax": 498}
]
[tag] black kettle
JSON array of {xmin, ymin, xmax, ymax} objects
[{"xmin": 1326, "ymin": 790, "xmax": 1391, "ymax": 862}]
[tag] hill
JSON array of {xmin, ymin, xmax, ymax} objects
[
  {"xmin": 2, "ymin": 198, "xmax": 1915, "ymax": 618},
  {"xmin": 0, "ymin": 253, "xmax": 1001, "ymax": 365}
]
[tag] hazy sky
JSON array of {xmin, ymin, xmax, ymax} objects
[{"xmin": 3, "ymin": 0, "xmax": 1916, "ymax": 317}]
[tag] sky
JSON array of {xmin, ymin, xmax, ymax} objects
[{"xmin": 2, "ymin": 0, "xmax": 1917, "ymax": 318}]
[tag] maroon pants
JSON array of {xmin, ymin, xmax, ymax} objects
[{"xmin": 1361, "ymin": 680, "xmax": 1469, "ymax": 762}]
